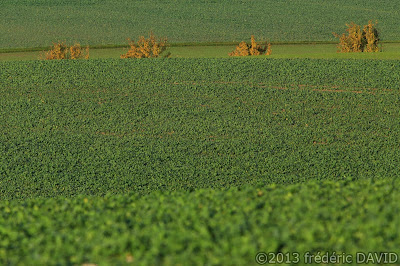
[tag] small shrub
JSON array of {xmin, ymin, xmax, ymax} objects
[
  {"xmin": 44, "ymin": 42, "xmax": 68, "ymax": 60},
  {"xmin": 69, "ymin": 43, "xmax": 90, "ymax": 59},
  {"xmin": 229, "ymin": 35, "xmax": 271, "ymax": 57},
  {"xmin": 333, "ymin": 20, "xmax": 380, "ymax": 53},
  {"xmin": 121, "ymin": 32, "xmax": 169, "ymax": 58},
  {"xmin": 249, "ymin": 35, "xmax": 262, "ymax": 56},
  {"xmin": 43, "ymin": 42, "xmax": 89, "ymax": 60},
  {"xmin": 266, "ymin": 43, "xmax": 272, "ymax": 56},
  {"xmin": 229, "ymin": 41, "xmax": 250, "ymax": 56},
  {"xmin": 364, "ymin": 20, "xmax": 380, "ymax": 52}
]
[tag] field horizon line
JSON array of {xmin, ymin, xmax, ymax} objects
[{"xmin": 2, "ymin": 40, "xmax": 400, "ymax": 54}]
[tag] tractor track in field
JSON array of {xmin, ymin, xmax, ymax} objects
[{"xmin": 170, "ymin": 81, "xmax": 393, "ymax": 94}]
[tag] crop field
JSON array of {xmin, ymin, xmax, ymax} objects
[
  {"xmin": 1, "ymin": 179, "xmax": 399, "ymax": 265},
  {"xmin": 1, "ymin": 58, "xmax": 400, "ymax": 263},
  {"xmin": 1, "ymin": 0, "xmax": 400, "ymax": 49},
  {"xmin": 2, "ymin": 0, "xmax": 400, "ymax": 264},
  {"xmin": 2, "ymin": 58, "xmax": 400, "ymax": 200}
]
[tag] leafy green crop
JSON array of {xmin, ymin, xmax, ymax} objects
[
  {"xmin": 1, "ymin": 178, "xmax": 399, "ymax": 265},
  {"xmin": 1, "ymin": 58, "xmax": 400, "ymax": 201},
  {"xmin": 1, "ymin": 0, "xmax": 400, "ymax": 49},
  {"xmin": 1, "ymin": 58, "xmax": 400, "ymax": 264}
]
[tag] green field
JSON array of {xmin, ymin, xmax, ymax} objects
[
  {"xmin": 2, "ymin": 0, "xmax": 400, "ymax": 264},
  {"xmin": 2, "ymin": 178, "xmax": 399, "ymax": 265},
  {"xmin": 1, "ymin": 59, "xmax": 400, "ymax": 264},
  {"xmin": 1, "ymin": 0, "xmax": 400, "ymax": 49},
  {"xmin": 2, "ymin": 58, "xmax": 400, "ymax": 200}
]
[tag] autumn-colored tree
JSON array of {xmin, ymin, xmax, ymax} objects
[
  {"xmin": 364, "ymin": 20, "xmax": 379, "ymax": 52},
  {"xmin": 334, "ymin": 32, "xmax": 353, "ymax": 53},
  {"xmin": 43, "ymin": 42, "xmax": 89, "ymax": 60},
  {"xmin": 69, "ymin": 43, "xmax": 90, "ymax": 59},
  {"xmin": 229, "ymin": 41, "xmax": 250, "ymax": 56},
  {"xmin": 229, "ymin": 35, "xmax": 271, "ymax": 57},
  {"xmin": 121, "ymin": 32, "xmax": 169, "ymax": 58},
  {"xmin": 266, "ymin": 43, "xmax": 272, "ymax": 56},
  {"xmin": 349, "ymin": 22, "xmax": 364, "ymax": 52},
  {"xmin": 44, "ymin": 42, "xmax": 68, "ymax": 60},
  {"xmin": 249, "ymin": 35, "xmax": 261, "ymax": 56},
  {"xmin": 333, "ymin": 21, "xmax": 380, "ymax": 53}
]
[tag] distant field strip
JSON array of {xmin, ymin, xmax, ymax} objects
[
  {"xmin": 4, "ymin": 43, "xmax": 400, "ymax": 61},
  {"xmin": 1, "ymin": 58, "xmax": 399, "ymax": 200},
  {"xmin": 1, "ymin": 0, "xmax": 400, "ymax": 48}
]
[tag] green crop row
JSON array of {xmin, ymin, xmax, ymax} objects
[
  {"xmin": 1, "ymin": 0, "xmax": 400, "ymax": 49},
  {"xmin": 3, "ymin": 58, "xmax": 400, "ymax": 88},
  {"xmin": 1, "ymin": 177, "xmax": 399, "ymax": 265},
  {"xmin": 1, "ymin": 58, "xmax": 400, "ymax": 201}
]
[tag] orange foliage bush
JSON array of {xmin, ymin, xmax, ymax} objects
[
  {"xmin": 121, "ymin": 32, "xmax": 169, "ymax": 58},
  {"xmin": 230, "ymin": 41, "xmax": 250, "ymax": 56},
  {"xmin": 266, "ymin": 43, "xmax": 272, "ymax": 56},
  {"xmin": 43, "ymin": 42, "xmax": 89, "ymax": 60},
  {"xmin": 69, "ymin": 43, "xmax": 90, "ymax": 59},
  {"xmin": 229, "ymin": 35, "xmax": 271, "ymax": 56},
  {"xmin": 364, "ymin": 21, "xmax": 380, "ymax": 52},
  {"xmin": 333, "ymin": 20, "xmax": 380, "ymax": 53}
]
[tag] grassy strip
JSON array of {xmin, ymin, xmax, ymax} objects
[
  {"xmin": 0, "ymin": 40, "xmax": 387, "ymax": 54},
  {"xmin": 3, "ymin": 43, "xmax": 400, "ymax": 61},
  {"xmin": 1, "ymin": 177, "xmax": 399, "ymax": 265}
]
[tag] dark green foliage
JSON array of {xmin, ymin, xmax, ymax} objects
[
  {"xmin": 1, "ymin": 58, "xmax": 400, "ymax": 200},
  {"xmin": 0, "ymin": 178, "xmax": 399, "ymax": 265}
]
